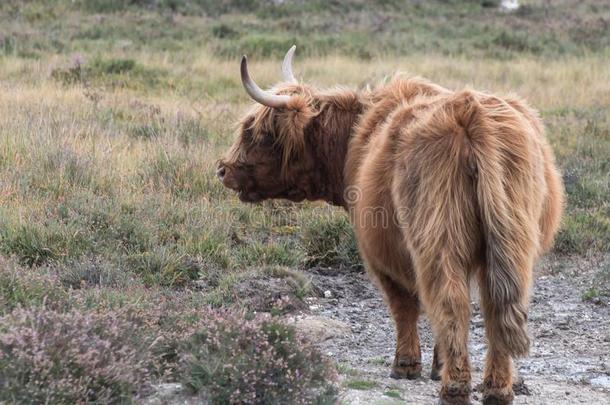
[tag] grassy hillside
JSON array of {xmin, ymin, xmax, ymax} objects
[
  {"xmin": 0, "ymin": 0, "xmax": 608, "ymax": 402},
  {"xmin": 2, "ymin": 0, "xmax": 609, "ymax": 59}
]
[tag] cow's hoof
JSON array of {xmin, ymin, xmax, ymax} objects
[
  {"xmin": 439, "ymin": 382, "xmax": 472, "ymax": 405},
  {"xmin": 481, "ymin": 391, "xmax": 514, "ymax": 405},
  {"xmin": 430, "ymin": 367, "xmax": 442, "ymax": 381},
  {"xmin": 481, "ymin": 378, "xmax": 515, "ymax": 404},
  {"xmin": 390, "ymin": 356, "xmax": 421, "ymax": 379},
  {"xmin": 512, "ymin": 376, "xmax": 530, "ymax": 396},
  {"xmin": 436, "ymin": 397, "xmax": 472, "ymax": 405}
]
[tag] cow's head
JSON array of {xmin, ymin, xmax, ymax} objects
[{"xmin": 217, "ymin": 46, "xmax": 320, "ymax": 203}]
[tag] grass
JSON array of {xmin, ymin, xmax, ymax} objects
[
  {"xmin": 383, "ymin": 389, "xmax": 403, "ymax": 399},
  {"xmin": 337, "ymin": 362, "xmax": 361, "ymax": 377},
  {"xmin": 582, "ymin": 260, "xmax": 610, "ymax": 302},
  {"xmin": 302, "ymin": 213, "xmax": 362, "ymax": 270},
  {"xmin": 369, "ymin": 357, "xmax": 388, "ymax": 366},
  {"xmin": 345, "ymin": 379, "xmax": 378, "ymax": 390},
  {"xmin": 0, "ymin": 257, "xmax": 71, "ymax": 314},
  {"xmin": 2, "ymin": 1, "xmax": 608, "ymax": 59},
  {"xmin": 0, "ymin": 0, "xmax": 608, "ymax": 402}
]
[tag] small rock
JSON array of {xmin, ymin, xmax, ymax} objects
[
  {"xmin": 143, "ymin": 383, "xmax": 192, "ymax": 405},
  {"xmin": 324, "ymin": 290, "xmax": 333, "ymax": 298},
  {"xmin": 500, "ymin": 0, "xmax": 520, "ymax": 11},
  {"xmin": 556, "ymin": 317, "xmax": 571, "ymax": 330},
  {"xmin": 294, "ymin": 315, "xmax": 351, "ymax": 341},
  {"xmin": 154, "ymin": 383, "xmax": 183, "ymax": 396},
  {"xmin": 590, "ymin": 375, "xmax": 610, "ymax": 389}
]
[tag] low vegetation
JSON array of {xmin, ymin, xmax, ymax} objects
[
  {"xmin": 345, "ymin": 379, "xmax": 379, "ymax": 391},
  {"xmin": 0, "ymin": 308, "xmax": 149, "ymax": 404},
  {"xmin": 181, "ymin": 312, "xmax": 336, "ymax": 404},
  {"xmin": 0, "ymin": 0, "xmax": 608, "ymax": 402},
  {"xmin": 582, "ymin": 260, "xmax": 610, "ymax": 303},
  {"xmin": 0, "ymin": 257, "xmax": 336, "ymax": 403}
]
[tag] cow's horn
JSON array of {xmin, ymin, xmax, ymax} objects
[
  {"xmin": 241, "ymin": 55, "xmax": 290, "ymax": 108},
  {"xmin": 282, "ymin": 45, "xmax": 297, "ymax": 83}
]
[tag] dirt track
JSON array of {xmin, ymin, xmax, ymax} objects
[{"xmin": 301, "ymin": 255, "xmax": 610, "ymax": 404}]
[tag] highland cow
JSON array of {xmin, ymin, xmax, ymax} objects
[{"xmin": 217, "ymin": 47, "xmax": 564, "ymax": 405}]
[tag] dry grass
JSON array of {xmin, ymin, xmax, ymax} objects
[{"xmin": 0, "ymin": 49, "xmax": 608, "ymax": 290}]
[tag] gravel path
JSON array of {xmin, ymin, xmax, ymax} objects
[{"xmin": 302, "ymin": 255, "xmax": 610, "ymax": 404}]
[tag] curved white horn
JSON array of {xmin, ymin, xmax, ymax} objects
[
  {"xmin": 282, "ymin": 45, "xmax": 297, "ymax": 83},
  {"xmin": 241, "ymin": 55, "xmax": 290, "ymax": 108}
]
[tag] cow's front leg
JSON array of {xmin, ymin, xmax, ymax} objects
[{"xmin": 376, "ymin": 273, "xmax": 422, "ymax": 379}]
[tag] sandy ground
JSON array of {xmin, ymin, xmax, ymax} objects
[{"xmin": 301, "ymin": 255, "xmax": 610, "ymax": 404}]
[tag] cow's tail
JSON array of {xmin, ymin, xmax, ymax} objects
[{"xmin": 460, "ymin": 92, "xmax": 534, "ymax": 357}]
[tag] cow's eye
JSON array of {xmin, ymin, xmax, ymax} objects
[{"xmin": 242, "ymin": 127, "xmax": 255, "ymax": 144}]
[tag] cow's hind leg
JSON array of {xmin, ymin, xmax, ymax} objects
[
  {"xmin": 431, "ymin": 343, "xmax": 443, "ymax": 381},
  {"xmin": 478, "ymin": 262, "xmax": 533, "ymax": 405},
  {"xmin": 376, "ymin": 273, "xmax": 422, "ymax": 379},
  {"xmin": 417, "ymin": 266, "xmax": 472, "ymax": 405}
]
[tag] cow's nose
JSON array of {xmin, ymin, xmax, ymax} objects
[{"xmin": 216, "ymin": 165, "xmax": 226, "ymax": 180}]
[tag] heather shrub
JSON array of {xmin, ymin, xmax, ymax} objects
[
  {"xmin": 0, "ymin": 308, "xmax": 150, "ymax": 404},
  {"xmin": 181, "ymin": 311, "xmax": 337, "ymax": 404}
]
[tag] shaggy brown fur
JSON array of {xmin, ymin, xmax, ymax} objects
[{"xmin": 218, "ymin": 74, "xmax": 564, "ymax": 405}]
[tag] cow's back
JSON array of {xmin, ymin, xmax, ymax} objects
[
  {"xmin": 346, "ymin": 77, "xmax": 451, "ymax": 291},
  {"xmin": 346, "ymin": 76, "xmax": 563, "ymax": 292}
]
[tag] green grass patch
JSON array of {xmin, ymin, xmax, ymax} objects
[
  {"xmin": 582, "ymin": 261, "xmax": 610, "ymax": 302},
  {"xmin": 127, "ymin": 249, "xmax": 200, "ymax": 287},
  {"xmin": 52, "ymin": 56, "xmax": 168, "ymax": 90},
  {"xmin": 0, "ymin": 219, "xmax": 89, "ymax": 267},
  {"xmin": 345, "ymin": 379, "xmax": 378, "ymax": 390},
  {"xmin": 4, "ymin": 0, "xmax": 609, "ymax": 61},
  {"xmin": 235, "ymin": 239, "xmax": 302, "ymax": 267},
  {"xmin": 369, "ymin": 357, "xmax": 387, "ymax": 366},
  {"xmin": 0, "ymin": 257, "xmax": 71, "ymax": 314},
  {"xmin": 302, "ymin": 214, "xmax": 361, "ymax": 269},
  {"xmin": 383, "ymin": 389, "xmax": 403, "ymax": 399},
  {"xmin": 554, "ymin": 209, "xmax": 610, "ymax": 255},
  {"xmin": 336, "ymin": 362, "xmax": 360, "ymax": 376},
  {"xmin": 547, "ymin": 107, "xmax": 610, "ymax": 256}
]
